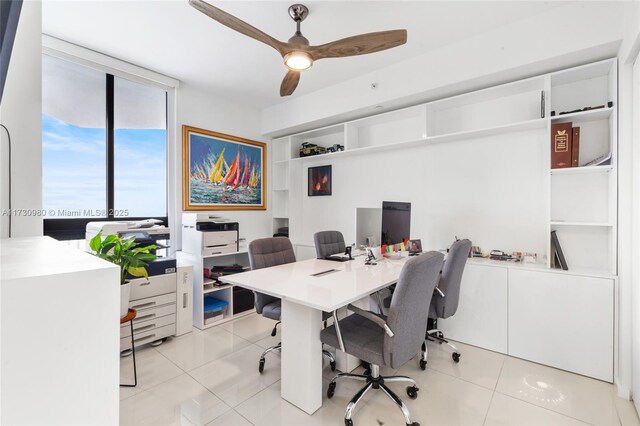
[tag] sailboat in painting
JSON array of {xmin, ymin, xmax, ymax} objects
[{"xmin": 189, "ymin": 145, "xmax": 262, "ymax": 205}]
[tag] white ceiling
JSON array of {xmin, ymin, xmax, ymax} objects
[{"xmin": 42, "ymin": 1, "xmax": 567, "ymax": 110}]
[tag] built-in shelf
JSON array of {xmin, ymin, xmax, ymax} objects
[
  {"xmin": 273, "ymin": 159, "xmax": 289, "ymax": 165},
  {"xmin": 202, "ymin": 250, "xmax": 248, "ymax": 259},
  {"xmin": 425, "ymin": 118, "xmax": 547, "ymax": 144},
  {"xmin": 550, "ymin": 107, "xmax": 613, "ymax": 124},
  {"xmin": 284, "ymin": 118, "xmax": 546, "ymax": 163},
  {"xmin": 550, "ymin": 165, "xmax": 614, "ymax": 175},
  {"xmin": 550, "ymin": 221, "xmax": 613, "ymax": 227},
  {"xmin": 203, "ymin": 284, "xmax": 231, "ymax": 294}
]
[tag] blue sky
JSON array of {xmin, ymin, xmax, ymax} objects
[{"xmin": 42, "ymin": 114, "xmax": 166, "ymax": 218}]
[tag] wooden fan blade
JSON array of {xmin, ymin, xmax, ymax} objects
[
  {"xmin": 308, "ymin": 29, "xmax": 407, "ymax": 60},
  {"xmin": 280, "ymin": 70, "xmax": 300, "ymax": 96},
  {"xmin": 189, "ymin": 0, "xmax": 286, "ymax": 55}
]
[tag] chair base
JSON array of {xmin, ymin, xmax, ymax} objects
[
  {"xmin": 327, "ymin": 364, "xmax": 420, "ymax": 426},
  {"xmin": 258, "ymin": 342, "xmax": 336, "ymax": 373},
  {"xmin": 421, "ymin": 328, "xmax": 461, "ymax": 365}
]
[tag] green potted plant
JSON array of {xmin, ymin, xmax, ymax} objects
[{"xmin": 89, "ymin": 231, "xmax": 158, "ymax": 317}]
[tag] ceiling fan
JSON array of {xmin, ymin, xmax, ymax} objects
[{"xmin": 189, "ymin": 0, "xmax": 407, "ymax": 96}]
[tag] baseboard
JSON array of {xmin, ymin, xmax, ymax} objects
[{"xmin": 614, "ymin": 376, "xmax": 632, "ymax": 400}]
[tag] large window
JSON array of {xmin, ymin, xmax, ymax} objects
[{"xmin": 42, "ymin": 55, "xmax": 167, "ymax": 239}]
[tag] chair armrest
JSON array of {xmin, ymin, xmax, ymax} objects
[
  {"xmin": 332, "ymin": 310, "xmax": 345, "ymax": 352},
  {"xmin": 435, "ymin": 287, "xmax": 445, "ymax": 298},
  {"xmin": 347, "ymin": 304, "xmax": 395, "ymax": 337}
]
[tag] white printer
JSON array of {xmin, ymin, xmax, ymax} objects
[{"xmin": 182, "ymin": 213, "xmax": 239, "ymax": 257}]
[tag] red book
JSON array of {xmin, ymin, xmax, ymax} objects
[
  {"xmin": 571, "ymin": 127, "xmax": 580, "ymax": 167},
  {"xmin": 551, "ymin": 122, "xmax": 573, "ymax": 169}
]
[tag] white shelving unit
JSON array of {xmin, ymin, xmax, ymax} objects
[
  {"xmin": 179, "ymin": 231, "xmax": 254, "ymax": 330},
  {"xmin": 549, "ymin": 59, "xmax": 617, "ymax": 275},
  {"xmin": 270, "ymin": 58, "xmax": 618, "ymax": 277}
]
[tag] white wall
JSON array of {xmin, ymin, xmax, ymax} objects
[
  {"xmin": 290, "ymin": 129, "xmax": 547, "ymax": 259},
  {"xmin": 175, "ymin": 83, "xmax": 272, "ymax": 249},
  {"xmin": 262, "ymin": 2, "xmax": 623, "ymax": 136},
  {"xmin": 617, "ymin": 0, "xmax": 640, "ymax": 404},
  {"xmin": 0, "ymin": 1, "xmax": 42, "ymax": 238}
]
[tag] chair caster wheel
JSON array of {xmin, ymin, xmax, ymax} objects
[
  {"xmin": 258, "ymin": 358, "xmax": 265, "ymax": 373},
  {"xmin": 327, "ymin": 382, "xmax": 336, "ymax": 398},
  {"xmin": 419, "ymin": 359, "xmax": 427, "ymax": 370},
  {"xmin": 344, "ymin": 419, "xmax": 353, "ymax": 426},
  {"xmin": 437, "ymin": 331, "xmax": 444, "ymax": 338},
  {"xmin": 407, "ymin": 423, "xmax": 420, "ymax": 426},
  {"xmin": 452, "ymin": 352, "xmax": 460, "ymax": 363},
  {"xmin": 330, "ymin": 360, "xmax": 336, "ymax": 371},
  {"xmin": 406, "ymin": 385, "xmax": 419, "ymax": 399}
]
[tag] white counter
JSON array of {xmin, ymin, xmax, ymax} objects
[{"xmin": 1, "ymin": 236, "xmax": 120, "ymax": 425}]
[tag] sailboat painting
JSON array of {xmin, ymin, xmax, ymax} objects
[{"xmin": 182, "ymin": 125, "xmax": 266, "ymax": 210}]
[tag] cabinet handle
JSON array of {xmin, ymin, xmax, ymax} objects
[
  {"xmin": 131, "ymin": 301, "xmax": 155, "ymax": 309},
  {"xmin": 183, "ymin": 293, "xmax": 188, "ymax": 309},
  {"xmin": 135, "ymin": 313, "xmax": 156, "ymax": 322},
  {"xmin": 134, "ymin": 333, "xmax": 155, "ymax": 343},
  {"xmin": 134, "ymin": 324, "xmax": 156, "ymax": 333},
  {"xmin": 139, "ymin": 280, "xmax": 151, "ymax": 286}
]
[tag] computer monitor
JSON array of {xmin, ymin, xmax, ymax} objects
[
  {"xmin": 355, "ymin": 207, "xmax": 382, "ymax": 247},
  {"xmin": 381, "ymin": 201, "xmax": 411, "ymax": 246}
]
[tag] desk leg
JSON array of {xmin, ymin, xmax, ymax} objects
[{"xmin": 281, "ymin": 300, "xmax": 322, "ymax": 415}]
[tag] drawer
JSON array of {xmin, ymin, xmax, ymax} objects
[
  {"xmin": 129, "ymin": 292, "xmax": 176, "ymax": 312},
  {"xmin": 130, "ymin": 303, "xmax": 176, "ymax": 325},
  {"xmin": 121, "ymin": 313, "xmax": 176, "ymax": 339},
  {"xmin": 120, "ymin": 324, "xmax": 175, "ymax": 351},
  {"xmin": 202, "ymin": 231, "xmax": 237, "ymax": 248},
  {"xmin": 129, "ymin": 273, "xmax": 176, "ymax": 300}
]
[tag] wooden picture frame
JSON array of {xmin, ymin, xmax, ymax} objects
[
  {"xmin": 308, "ymin": 165, "xmax": 332, "ymax": 196},
  {"xmin": 182, "ymin": 125, "xmax": 266, "ymax": 210}
]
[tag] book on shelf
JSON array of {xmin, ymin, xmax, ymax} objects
[
  {"xmin": 551, "ymin": 122, "xmax": 573, "ymax": 169},
  {"xmin": 571, "ymin": 127, "xmax": 580, "ymax": 167},
  {"xmin": 550, "ymin": 231, "xmax": 568, "ymax": 271}
]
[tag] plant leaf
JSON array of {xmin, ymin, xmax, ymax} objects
[
  {"xmin": 100, "ymin": 242, "xmax": 117, "ymax": 255},
  {"xmin": 89, "ymin": 232, "xmax": 102, "ymax": 253},
  {"xmin": 127, "ymin": 266, "xmax": 149, "ymax": 279}
]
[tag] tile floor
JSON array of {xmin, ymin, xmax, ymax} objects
[{"xmin": 120, "ymin": 313, "xmax": 640, "ymax": 426}]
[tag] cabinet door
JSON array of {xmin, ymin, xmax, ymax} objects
[
  {"xmin": 439, "ymin": 264, "xmax": 508, "ymax": 354},
  {"xmin": 508, "ymin": 270, "xmax": 613, "ymax": 382}
]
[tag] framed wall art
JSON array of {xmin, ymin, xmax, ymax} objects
[
  {"xmin": 183, "ymin": 125, "xmax": 266, "ymax": 210},
  {"xmin": 308, "ymin": 165, "xmax": 332, "ymax": 196}
]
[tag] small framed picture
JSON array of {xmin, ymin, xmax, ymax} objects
[
  {"xmin": 408, "ymin": 239, "xmax": 422, "ymax": 254},
  {"xmin": 308, "ymin": 165, "xmax": 332, "ymax": 196}
]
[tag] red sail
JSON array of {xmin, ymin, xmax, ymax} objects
[{"xmin": 223, "ymin": 152, "xmax": 240, "ymax": 185}]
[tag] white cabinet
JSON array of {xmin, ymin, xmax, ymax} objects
[
  {"xmin": 508, "ymin": 269, "xmax": 614, "ymax": 382},
  {"xmin": 439, "ymin": 264, "xmax": 508, "ymax": 354},
  {"xmin": 1, "ymin": 237, "xmax": 120, "ymax": 425},
  {"xmin": 180, "ymin": 225, "xmax": 255, "ymax": 330}
]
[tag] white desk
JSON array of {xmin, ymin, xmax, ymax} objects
[{"xmin": 219, "ymin": 256, "xmax": 407, "ymax": 414}]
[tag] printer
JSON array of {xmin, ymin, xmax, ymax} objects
[{"xmin": 182, "ymin": 213, "xmax": 239, "ymax": 256}]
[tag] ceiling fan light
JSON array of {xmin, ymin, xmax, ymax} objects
[{"xmin": 284, "ymin": 51, "xmax": 313, "ymax": 71}]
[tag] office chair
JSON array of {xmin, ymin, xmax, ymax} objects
[
  {"xmin": 314, "ymin": 230, "xmax": 346, "ymax": 258},
  {"xmin": 321, "ymin": 251, "xmax": 444, "ymax": 426},
  {"xmin": 248, "ymin": 236, "xmax": 336, "ymax": 373},
  {"xmin": 313, "ymin": 230, "xmax": 348, "ymax": 327},
  {"xmin": 419, "ymin": 238, "xmax": 472, "ymax": 369}
]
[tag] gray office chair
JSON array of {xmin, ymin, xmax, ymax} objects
[
  {"xmin": 419, "ymin": 238, "xmax": 472, "ymax": 369},
  {"xmin": 313, "ymin": 230, "xmax": 348, "ymax": 325},
  {"xmin": 314, "ymin": 230, "xmax": 346, "ymax": 258},
  {"xmin": 248, "ymin": 236, "xmax": 336, "ymax": 373},
  {"xmin": 321, "ymin": 251, "xmax": 444, "ymax": 426}
]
